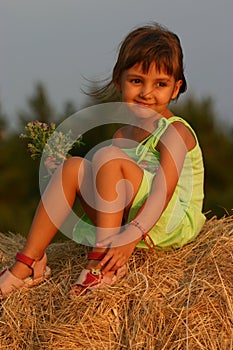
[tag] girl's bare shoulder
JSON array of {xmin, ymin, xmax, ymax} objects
[
  {"xmin": 158, "ymin": 121, "xmax": 196, "ymax": 152},
  {"xmin": 112, "ymin": 125, "xmax": 138, "ymax": 148},
  {"xmin": 113, "ymin": 125, "xmax": 132, "ymax": 139}
]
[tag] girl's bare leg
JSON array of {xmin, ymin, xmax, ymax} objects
[
  {"xmin": 87, "ymin": 146, "xmax": 144, "ymax": 270},
  {"xmin": 10, "ymin": 157, "xmax": 95, "ymax": 279},
  {"xmin": 10, "ymin": 145, "xmax": 143, "ymax": 281}
]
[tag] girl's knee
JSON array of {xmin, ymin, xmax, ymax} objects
[
  {"xmin": 63, "ymin": 156, "xmax": 81, "ymax": 168},
  {"xmin": 62, "ymin": 156, "xmax": 88, "ymax": 176},
  {"xmin": 61, "ymin": 157, "xmax": 93, "ymax": 193}
]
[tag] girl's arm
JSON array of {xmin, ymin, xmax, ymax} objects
[
  {"xmin": 98, "ymin": 122, "xmax": 196, "ymax": 273},
  {"xmin": 134, "ymin": 121, "xmax": 196, "ymax": 228}
]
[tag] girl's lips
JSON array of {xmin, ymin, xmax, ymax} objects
[{"xmin": 135, "ymin": 101, "xmax": 154, "ymax": 108}]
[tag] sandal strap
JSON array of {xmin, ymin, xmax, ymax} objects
[
  {"xmin": 15, "ymin": 252, "xmax": 35, "ymax": 268},
  {"xmin": 87, "ymin": 251, "xmax": 106, "ymax": 261}
]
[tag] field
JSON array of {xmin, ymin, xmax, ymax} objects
[{"xmin": 0, "ymin": 216, "xmax": 233, "ymax": 349}]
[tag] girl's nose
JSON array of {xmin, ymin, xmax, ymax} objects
[{"xmin": 139, "ymin": 85, "xmax": 154, "ymax": 99}]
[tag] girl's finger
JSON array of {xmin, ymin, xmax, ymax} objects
[
  {"xmin": 97, "ymin": 230, "xmax": 141, "ymax": 248},
  {"xmin": 96, "ymin": 237, "xmax": 114, "ymax": 248},
  {"xmin": 96, "ymin": 242, "xmax": 109, "ymax": 248},
  {"xmin": 100, "ymin": 252, "xmax": 113, "ymax": 267},
  {"xmin": 103, "ymin": 260, "xmax": 122, "ymax": 274},
  {"xmin": 102, "ymin": 258, "xmax": 118, "ymax": 274},
  {"xmin": 101, "ymin": 251, "xmax": 122, "ymax": 274},
  {"xmin": 96, "ymin": 234, "xmax": 124, "ymax": 248},
  {"xmin": 97, "ymin": 231, "xmax": 120, "ymax": 246}
]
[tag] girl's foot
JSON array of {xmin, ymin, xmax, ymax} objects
[
  {"xmin": 0, "ymin": 252, "xmax": 51, "ymax": 299},
  {"xmin": 86, "ymin": 251, "xmax": 116, "ymax": 281},
  {"xmin": 70, "ymin": 250, "xmax": 128, "ymax": 296}
]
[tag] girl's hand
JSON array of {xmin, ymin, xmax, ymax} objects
[
  {"xmin": 99, "ymin": 242, "xmax": 136, "ymax": 275},
  {"xmin": 96, "ymin": 230, "xmax": 142, "ymax": 274},
  {"xmin": 44, "ymin": 156, "xmax": 59, "ymax": 169},
  {"xmin": 44, "ymin": 156, "xmax": 64, "ymax": 175}
]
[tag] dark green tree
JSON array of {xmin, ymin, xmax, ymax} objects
[
  {"xmin": 81, "ymin": 80, "xmax": 121, "ymax": 108},
  {"xmin": 0, "ymin": 86, "xmax": 78, "ymax": 235},
  {"xmin": 0, "ymin": 100, "xmax": 9, "ymax": 138},
  {"xmin": 18, "ymin": 82, "xmax": 56, "ymax": 127},
  {"xmin": 0, "ymin": 133, "xmax": 40, "ymax": 234}
]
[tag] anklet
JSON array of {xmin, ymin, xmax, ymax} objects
[{"xmin": 130, "ymin": 219, "xmax": 155, "ymax": 250}]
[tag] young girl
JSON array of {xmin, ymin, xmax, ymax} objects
[{"xmin": 0, "ymin": 23, "xmax": 205, "ymax": 298}]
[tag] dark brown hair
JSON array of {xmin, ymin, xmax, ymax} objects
[{"xmin": 89, "ymin": 23, "xmax": 187, "ymax": 101}]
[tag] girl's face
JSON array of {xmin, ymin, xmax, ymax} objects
[{"xmin": 116, "ymin": 62, "xmax": 182, "ymax": 118}]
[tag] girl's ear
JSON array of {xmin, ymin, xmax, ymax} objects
[{"xmin": 171, "ymin": 80, "xmax": 183, "ymax": 99}]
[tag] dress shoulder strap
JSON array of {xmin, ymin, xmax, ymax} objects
[
  {"xmin": 135, "ymin": 116, "xmax": 198, "ymax": 162},
  {"xmin": 135, "ymin": 118, "xmax": 169, "ymax": 161}
]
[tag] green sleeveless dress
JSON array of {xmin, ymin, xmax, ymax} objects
[{"xmin": 73, "ymin": 116, "xmax": 206, "ymax": 249}]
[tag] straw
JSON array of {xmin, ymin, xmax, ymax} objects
[{"xmin": 0, "ymin": 215, "xmax": 233, "ymax": 349}]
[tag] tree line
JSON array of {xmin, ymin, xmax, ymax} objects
[{"xmin": 0, "ymin": 82, "xmax": 232, "ymax": 236}]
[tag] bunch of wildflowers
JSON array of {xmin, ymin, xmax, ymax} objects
[
  {"xmin": 20, "ymin": 121, "xmax": 56, "ymax": 160},
  {"xmin": 20, "ymin": 121, "xmax": 83, "ymax": 173}
]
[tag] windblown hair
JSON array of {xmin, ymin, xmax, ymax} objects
[{"xmin": 89, "ymin": 23, "xmax": 187, "ymax": 101}]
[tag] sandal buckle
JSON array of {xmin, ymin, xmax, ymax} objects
[{"xmin": 90, "ymin": 269, "xmax": 102, "ymax": 276}]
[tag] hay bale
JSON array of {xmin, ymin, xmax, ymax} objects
[{"xmin": 0, "ymin": 216, "xmax": 233, "ymax": 349}]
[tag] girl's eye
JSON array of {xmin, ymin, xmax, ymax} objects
[
  {"xmin": 157, "ymin": 82, "xmax": 166, "ymax": 87},
  {"xmin": 131, "ymin": 78, "xmax": 141, "ymax": 84}
]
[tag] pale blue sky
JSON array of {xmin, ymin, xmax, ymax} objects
[{"xmin": 0, "ymin": 0, "xmax": 232, "ymax": 130}]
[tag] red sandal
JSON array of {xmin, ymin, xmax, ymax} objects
[
  {"xmin": 0, "ymin": 252, "xmax": 51, "ymax": 300},
  {"xmin": 69, "ymin": 251, "xmax": 128, "ymax": 296}
]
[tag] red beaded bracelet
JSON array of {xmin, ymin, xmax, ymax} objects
[{"xmin": 130, "ymin": 219, "xmax": 155, "ymax": 250}]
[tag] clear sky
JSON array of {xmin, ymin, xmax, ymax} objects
[{"xmin": 0, "ymin": 0, "xmax": 232, "ymax": 130}]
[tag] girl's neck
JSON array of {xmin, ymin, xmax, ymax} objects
[
  {"xmin": 135, "ymin": 108, "xmax": 174, "ymax": 132},
  {"xmin": 161, "ymin": 108, "xmax": 174, "ymax": 119}
]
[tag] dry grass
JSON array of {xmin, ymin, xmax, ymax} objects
[{"xmin": 0, "ymin": 216, "xmax": 233, "ymax": 349}]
